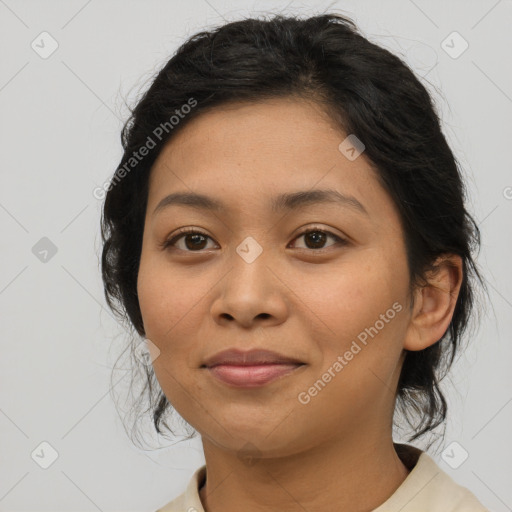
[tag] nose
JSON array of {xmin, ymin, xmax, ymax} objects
[{"xmin": 209, "ymin": 253, "xmax": 289, "ymax": 329}]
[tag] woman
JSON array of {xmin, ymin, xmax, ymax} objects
[{"xmin": 100, "ymin": 12, "xmax": 490, "ymax": 512}]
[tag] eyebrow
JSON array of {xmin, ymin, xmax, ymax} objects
[{"xmin": 152, "ymin": 188, "xmax": 369, "ymax": 217}]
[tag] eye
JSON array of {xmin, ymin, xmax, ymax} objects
[
  {"xmin": 161, "ymin": 227, "xmax": 348, "ymax": 253},
  {"xmin": 161, "ymin": 228, "xmax": 217, "ymax": 252},
  {"xmin": 289, "ymin": 228, "xmax": 347, "ymax": 252}
]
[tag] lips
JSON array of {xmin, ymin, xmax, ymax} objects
[
  {"xmin": 207, "ymin": 363, "xmax": 303, "ymax": 387},
  {"xmin": 201, "ymin": 348, "xmax": 305, "ymax": 388},
  {"xmin": 202, "ymin": 348, "xmax": 304, "ymax": 368}
]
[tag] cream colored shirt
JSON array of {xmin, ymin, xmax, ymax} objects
[{"xmin": 156, "ymin": 443, "xmax": 490, "ymax": 511}]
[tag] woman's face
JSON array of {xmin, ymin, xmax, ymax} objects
[{"xmin": 137, "ymin": 98, "xmax": 414, "ymax": 457}]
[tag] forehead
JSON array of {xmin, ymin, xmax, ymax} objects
[
  {"xmin": 153, "ymin": 98, "xmax": 344, "ymax": 169},
  {"xmin": 147, "ymin": 98, "xmax": 398, "ymax": 225}
]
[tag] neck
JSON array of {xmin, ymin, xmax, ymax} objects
[{"xmin": 198, "ymin": 433, "xmax": 412, "ymax": 512}]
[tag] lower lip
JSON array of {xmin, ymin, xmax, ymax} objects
[{"xmin": 206, "ymin": 363, "xmax": 304, "ymax": 387}]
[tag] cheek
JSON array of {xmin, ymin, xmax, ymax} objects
[
  {"xmin": 297, "ymin": 254, "xmax": 382, "ymax": 331},
  {"xmin": 291, "ymin": 258, "xmax": 407, "ymax": 423},
  {"xmin": 137, "ymin": 257, "xmax": 206, "ymax": 340},
  {"xmin": 298, "ymin": 249, "xmax": 407, "ymax": 360},
  {"xmin": 137, "ymin": 261, "xmax": 207, "ymax": 412},
  {"xmin": 137, "ymin": 257, "xmax": 217, "ymax": 396}
]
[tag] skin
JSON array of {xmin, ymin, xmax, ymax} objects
[{"xmin": 137, "ymin": 97, "xmax": 463, "ymax": 512}]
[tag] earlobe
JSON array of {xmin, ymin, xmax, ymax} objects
[{"xmin": 403, "ymin": 254, "xmax": 463, "ymax": 352}]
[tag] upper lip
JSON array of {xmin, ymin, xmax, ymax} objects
[{"xmin": 202, "ymin": 348, "xmax": 304, "ymax": 368}]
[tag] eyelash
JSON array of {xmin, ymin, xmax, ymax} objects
[{"xmin": 161, "ymin": 226, "xmax": 348, "ymax": 253}]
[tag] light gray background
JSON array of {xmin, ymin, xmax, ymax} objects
[{"xmin": 1, "ymin": 0, "xmax": 511, "ymax": 510}]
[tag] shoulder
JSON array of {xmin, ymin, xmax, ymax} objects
[
  {"xmin": 155, "ymin": 465, "xmax": 206, "ymax": 512},
  {"xmin": 372, "ymin": 444, "xmax": 490, "ymax": 512}
]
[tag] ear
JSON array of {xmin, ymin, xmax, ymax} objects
[{"xmin": 403, "ymin": 254, "xmax": 463, "ymax": 351}]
